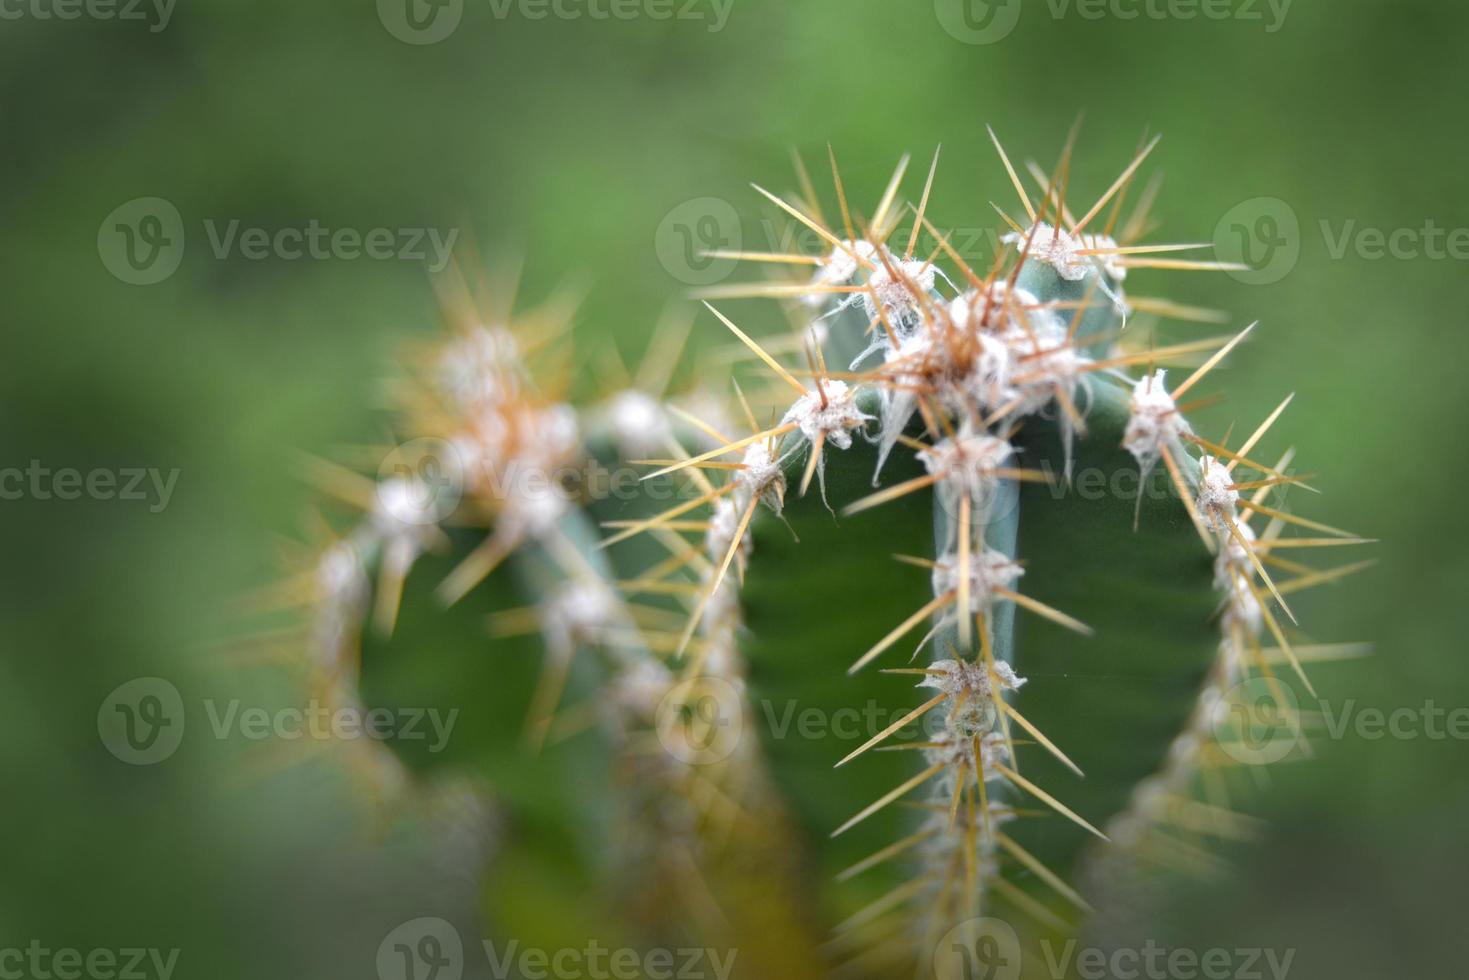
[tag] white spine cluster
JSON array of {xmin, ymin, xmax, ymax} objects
[
  {"xmin": 1123, "ymin": 371, "xmax": 1192, "ymax": 472},
  {"xmin": 454, "ymin": 389, "xmax": 581, "ymax": 547},
  {"xmin": 371, "ymin": 475, "xmax": 442, "ymax": 570},
  {"xmin": 931, "ymin": 549, "xmax": 1025, "ymax": 617},
  {"xmin": 539, "ymin": 579, "xmax": 623, "ymax": 661},
  {"xmin": 735, "ymin": 441, "xmax": 785, "ymax": 514},
  {"xmin": 1195, "ymin": 455, "xmax": 1240, "ymax": 532},
  {"xmin": 803, "ymin": 239, "xmax": 878, "ymax": 308},
  {"xmin": 913, "ymin": 659, "xmax": 1025, "ymax": 933},
  {"xmin": 1214, "ymin": 520, "xmax": 1263, "ymax": 637},
  {"xmin": 1003, "ymin": 222, "xmax": 1091, "ymax": 282},
  {"xmin": 864, "ymin": 278, "xmax": 1097, "ymax": 482},
  {"xmin": 779, "ymin": 379, "xmax": 875, "ymax": 497},
  {"xmin": 311, "ymin": 539, "xmax": 371, "ymax": 677},
  {"xmin": 920, "ymin": 424, "xmax": 1017, "ymax": 529},
  {"xmin": 862, "ymin": 256, "xmax": 938, "ymax": 332},
  {"xmin": 781, "ymin": 380, "xmax": 870, "ymax": 451},
  {"xmin": 1003, "ymin": 223, "xmax": 1130, "ymax": 312},
  {"xmin": 603, "ymin": 389, "xmax": 673, "ymax": 460},
  {"xmin": 439, "ymin": 324, "xmax": 522, "ymax": 406}
]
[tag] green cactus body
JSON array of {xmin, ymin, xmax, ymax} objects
[{"xmin": 266, "ymin": 138, "xmax": 1367, "ymax": 979}]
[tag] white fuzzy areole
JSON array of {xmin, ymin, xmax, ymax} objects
[
  {"xmin": 541, "ymin": 579, "xmax": 620, "ymax": 654},
  {"xmin": 1214, "ymin": 521, "xmax": 1263, "ymax": 635},
  {"xmin": 781, "ymin": 380, "xmax": 871, "ymax": 451},
  {"xmin": 920, "ymin": 657, "xmax": 1026, "ymax": 698},
  {"xmin": 1003, "ymin": 222, "xmax": 1090, "ymax": 281},
  {"xmin": 612, "ymin": 658, "xmax": 675, "ymax": 721},
  {"xmin": 861, "ymin": 253, "xmax": 937, "ymax": 329},
  {"xmin": 605, "ymin": 389, "xmax": 672, "ymax": 459},
  {"xmin": 1124, "ymin": 370, "xmax": 1193, "ymax": 467},
  {"xmin": 372, "ymin": 476, "xmax": 446, "ymax": 540},
  {"xmin": 499, "ymin": 477, "xmax": 570, "ymax": 540},
  {"xmin": 931, "ymin": 548, "xmax": 1024, "ymax": 614},
  {"xmin": 440, "ymin": 324, "xmax": 521, "ymax": 405},
  {"xmin": 1196, "ymin": 455, "xmax": 1241, "ymax": 531},
  {"xmin": 735, "ymin": 441, "xmax": 786, "ymax": 515},
  {"xmin": 920, "ymin": 426, "xmax": 1015, "ymax": 482},
  {"xmin": 804, "ymin": 239, "xmax": 877, "ymax": 307}
]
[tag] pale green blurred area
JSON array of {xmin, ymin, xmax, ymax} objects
[{"xmin": 1, "ymin": 0, "xmax": 1466, "ymax": 977}]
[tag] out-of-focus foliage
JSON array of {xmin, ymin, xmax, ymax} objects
[{"xmin": 2, "ymin": 2, "xmax": 1465, "ymax": 978}]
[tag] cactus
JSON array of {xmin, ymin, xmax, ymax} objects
[{"xmin": 259, "ymin": 134, "xmax": 1370, "ymax": 978}]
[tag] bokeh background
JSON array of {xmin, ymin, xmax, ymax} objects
[{"xmin": 3, "ymin": 0, "xmax": 1466, "ymax": 977}]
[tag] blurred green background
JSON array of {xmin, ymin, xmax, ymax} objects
[{"xmin": 3, "ymin": 0, "xmax": 1466, "ymax": 976}]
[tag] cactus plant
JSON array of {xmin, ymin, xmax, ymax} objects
[{"xmin": 257, "ymin": 134, "xmax": 1370, "ymax": 979}]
